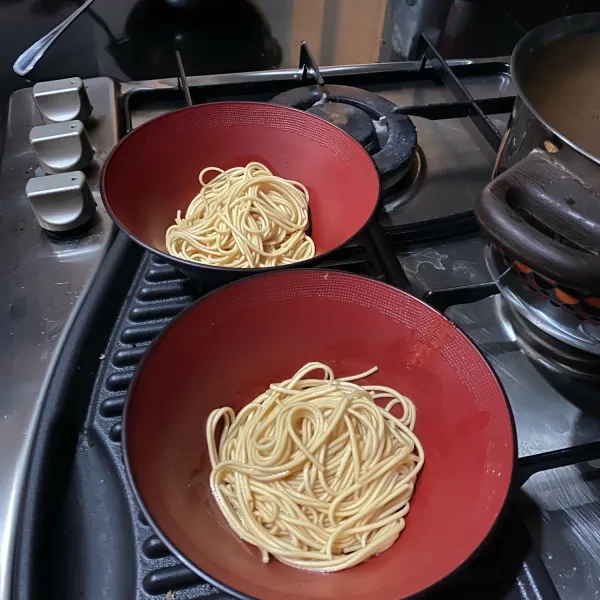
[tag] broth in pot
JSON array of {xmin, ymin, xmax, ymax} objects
[{"xmin": 523, "ymin": 33, "xmax": 600, "ymax": 158}]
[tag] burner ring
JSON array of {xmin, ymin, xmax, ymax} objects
[{"xmin": 271, "ymin": 85, "xmax": 417, "ymax": 188}]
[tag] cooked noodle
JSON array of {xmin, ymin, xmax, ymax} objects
[
  {"xmin": 166, "ymin": 162, "xmax": 315, "ymax": 267},
  {"xmin": 206, "ymin": 362, "xmax": 425, "ymax": 572}
]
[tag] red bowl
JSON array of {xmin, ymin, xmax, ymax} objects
[
  {"xmin": 101, "ymin": 102, "xmax": 380, "ymax": 282},
  {"xmin": 123, "ymin": 269, "xmax": 515, "ymax": 600}
]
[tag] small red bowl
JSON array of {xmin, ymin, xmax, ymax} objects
[
  {"xmin": 123, "ymin": 269, "xmax": 515, "ymax": 600},
  {"xmin": 101, "ymin": 102, "xmax": 380, "ymax": 282}
]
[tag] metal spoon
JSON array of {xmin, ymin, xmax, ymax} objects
[{"xmin": 13, "ymin": 0, "xmax": 96, "ymax": 77}]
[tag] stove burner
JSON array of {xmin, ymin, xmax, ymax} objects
[
  {"xmin": 381, "ymin": 147, "xmax": 424, "ymax": 210},
  {"xmin": 307, "ymin": 103, "xmax": 377, "ymax": 152},
  {"xmin": 502, "ymin": 299, "xmax": 600, "ymax": 381},
  {"xmin": 270, "ymin": 85, "xmax": 417, "ymax": 189},
  {"xmin": 485, "ymin": 244, "xmax": 600, "ymax": 356}
]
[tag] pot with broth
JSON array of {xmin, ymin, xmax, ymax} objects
[{"xmin": 474, "ymin": 13, "xmax": 600, "ymax": 353}]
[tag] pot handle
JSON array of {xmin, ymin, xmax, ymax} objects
[{"xmin": 475, "ymin": 149, "xmax": 600, "ymax": 292}]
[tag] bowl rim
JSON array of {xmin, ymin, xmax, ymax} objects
[
  {"xmin": 99, "ymin": 101, "xmax": 382, "ymax": 275},
  {"xmin": 121, "ymin": 268, "xmax": 517, "ymax": 600}
]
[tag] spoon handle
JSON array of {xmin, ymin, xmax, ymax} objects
[{"xmin": 13, "ymin": 0, "xmax": 97, "ymax": 77}]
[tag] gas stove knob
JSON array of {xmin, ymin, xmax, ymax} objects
[
  {"xmin": 32, "ymin": 77, "xmax": 92, "ymax": 123},
  {"xmin": 30, "ymin": 120, "xmax": 94, "ymax": 174},
  {"xmin": 25, "ymin": 171, "xmax": 96, "ymax": 233}
]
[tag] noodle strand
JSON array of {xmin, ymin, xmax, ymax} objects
[
  {"xmin": 206, "ymin": 362, "xmax": 425, "ymax": 572},
  {"xmin": 166, "ymin": 163, "xmax": 315, "ymax": 267}
]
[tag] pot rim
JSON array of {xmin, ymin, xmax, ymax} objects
[{"xmin": 510, "ymin": 11, "xmax": 600, "ymax": 167}]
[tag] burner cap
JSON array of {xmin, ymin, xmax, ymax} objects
[{"xmin": 307, "ymin": 103, "xmax": 376, "ymax": 150}]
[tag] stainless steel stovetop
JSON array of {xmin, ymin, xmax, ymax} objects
[{"xmin": 1, "ymin": 54, "xmax": 599, "ymax": 600}]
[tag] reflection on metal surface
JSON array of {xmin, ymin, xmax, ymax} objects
[
  {"xmin": 446, "ymin": 294, "xmax": 600, "ymax": 599},
  {"xmin": 502, "ymin": 302, "xmax": 600, "ymax": 382},
  {"xmin": 381, "ymin": 147, "xmax": 424, "ymax": 210},
  {"xmin": 485, "ymin": 244, "xmax": 600, "ymax": 356},
  {"xmin": 0, "ymin": 78, "xmax": 117, "ymax": 600},
  {"xmin": 29, "ymin": 119, "xmax": 94, "ymax": 174},
  {"xmin": 120, "ymin": 56, "xmax": 512, "ymax": 101},
  {"xmin": 26, "ymin": 170, "xmax": 96, "ymax": 232},
  {"xmin": 449, "ymin": 293, "xmax": 600, "ymax": 458},
  {"xmin": 381, "ymin": 114, "xmax": 497, "ymax": 227},
  {"xmin": 390, "ymin": 0, "xmax": 454, "ymax": 60},
  {"xmin": 519, "ymin": 464, "xmax": 600, "ymax": 600},
  {"xmin": 33, "ymin": 77, "xmax": 93, "ymax": 123}
]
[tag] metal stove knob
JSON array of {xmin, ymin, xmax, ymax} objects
[
  {"xmin": 25, "ymin": 171, "xmax": 96, "ymax": 232},
  {"xmin": 30, "ymin": 120, "xmax": 94, "ymax": 174},
  {"xmin": 33, "ymin": 77, "xmax": 92, "ymax": 123}
]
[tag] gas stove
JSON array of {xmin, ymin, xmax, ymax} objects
[{"xmin": 2, "ymin": 40, "xmax": 600, "ymax": 600}]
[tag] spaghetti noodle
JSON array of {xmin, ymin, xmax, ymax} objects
[
  {"xmin": 206, "ymin": 362, "xmax": 424, "ymax": 572},
  {"xmin": 166, "ymin": 162, "xmax": 315, "ymax": 267}
]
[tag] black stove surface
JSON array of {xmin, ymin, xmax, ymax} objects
[{"xmin": 13, "ymin": 44, "xmax": 600, "ymax": 600}]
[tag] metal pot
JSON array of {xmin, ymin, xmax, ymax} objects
[{"xmin": 475, "ymin": 13, "xmax": 600, "ymax": 327}]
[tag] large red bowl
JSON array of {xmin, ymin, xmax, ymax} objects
[
  {"xmin": 123, "ymin": 269, "xmax": 515, "ymax": 600},
  {"xmin": 101, "ymin": 102, "xmax": 380, "ymax": 282}
]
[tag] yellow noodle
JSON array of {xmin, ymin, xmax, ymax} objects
[
  {"xmin": 206, "ymin": 362, "xmax": 425, "ymax": 572},
  {"xmin": 166, "ymin": 162, "xmax": 315, "ymax": 267}
]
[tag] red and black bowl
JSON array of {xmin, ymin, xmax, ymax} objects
[
  {"xmin": 101, "ymin": 101, "xmax": 380, "ymax": 284},
  {"xmin": 123, "ymin": 269, "xmax": 516, "ymax": 600}
]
